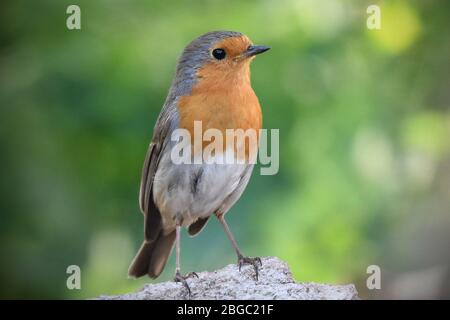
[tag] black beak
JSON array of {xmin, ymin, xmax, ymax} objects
[{"xmin": 244, "ymin": 45, "xmax": 271, "ymax": 57}]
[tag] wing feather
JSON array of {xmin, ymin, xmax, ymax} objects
[{"xmin": 138, "ymin": 97, "xmax": 179, "ymax": 241}]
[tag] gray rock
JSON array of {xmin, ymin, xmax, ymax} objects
[{"xmin": 98, "ymin": 257, "xmax": 359, "ymax": 300}]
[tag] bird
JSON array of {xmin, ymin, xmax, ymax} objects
[{"xmin": 128, "ymin": 31, "xmax": 270, "ymax": 295}]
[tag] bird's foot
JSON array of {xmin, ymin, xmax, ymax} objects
[
  {"xmin": 237, "ymin": 254, "xmax": 262, "ymax": 281},
  {"xmin": 174, "ymin": 271, "xmax": 198, "ymax": 297}
]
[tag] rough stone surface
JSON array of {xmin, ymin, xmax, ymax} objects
[{"xmin": 98, "ymin": 257, "xmax": 359, "ymax": 300}]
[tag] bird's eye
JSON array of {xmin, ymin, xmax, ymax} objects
[{"xmin": 212, "ymin": 48, "xmax": 226, "ymax": 60}]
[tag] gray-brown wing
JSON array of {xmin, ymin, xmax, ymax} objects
[
  {"xmin": 139, "ymin": 141, "xmax": 156, "ymax": 214},
  {"xmin": 138, "ymin": 99, "xmax": 179, "ymax": 242}
]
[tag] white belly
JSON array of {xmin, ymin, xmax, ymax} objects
[{"xmin": 152, "ymin": 148, "xmax": 247, "ymax": 231}]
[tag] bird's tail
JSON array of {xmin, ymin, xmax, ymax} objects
[{"xmin": 127, "ymin": 230, "xmax": 176, "ymax": 279}]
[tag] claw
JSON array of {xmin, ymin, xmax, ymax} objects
[
  {"xmin": 237, "ymin": 255, "xmax": 263, "ymax": 281},
  {"xmin": 174, "ymin": 271, "xmax": 198, "ymax": 298},
  {"xmin": 186, "ymin": 271, "xmax": 199, "ymax": 278}
]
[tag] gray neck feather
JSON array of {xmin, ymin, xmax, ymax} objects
[{"xmin": 165, "ymin": 31, "xmax": 242, "ymax": 104}]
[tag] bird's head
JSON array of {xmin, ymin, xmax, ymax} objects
[{"xmin": 171, "ymin": 31, "xmax": 270, "ymax": 95}]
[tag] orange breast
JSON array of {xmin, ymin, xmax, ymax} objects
[{"xmin": 178, "ymin": 61, "xmax": 262, "ymax": 161}]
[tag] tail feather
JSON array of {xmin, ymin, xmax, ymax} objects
[{"xmin": 128, "ymin": 230, "xmax": 176, "ymax": 279}]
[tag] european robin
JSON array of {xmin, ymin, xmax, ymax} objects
[{"xmin": 128, "ymin": 31, "xmax": 270, "ymax": 294}]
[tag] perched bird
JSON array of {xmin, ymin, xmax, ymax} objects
[{"xmin": 128, "ymin": 31, "xmax": 270, "ymax": 294}]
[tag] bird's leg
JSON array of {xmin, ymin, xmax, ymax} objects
[
  {"xmin": 173, "ymin": 224, "xmax": 198, "ymax": 297},
  {"xmin": 216, "ymin": 213, "xmax": 262, "ymax": 281}
]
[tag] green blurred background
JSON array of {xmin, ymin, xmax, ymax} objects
[{"xmin": 1, "ymin": 0, "xmax": 449, "ymax": 299}]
